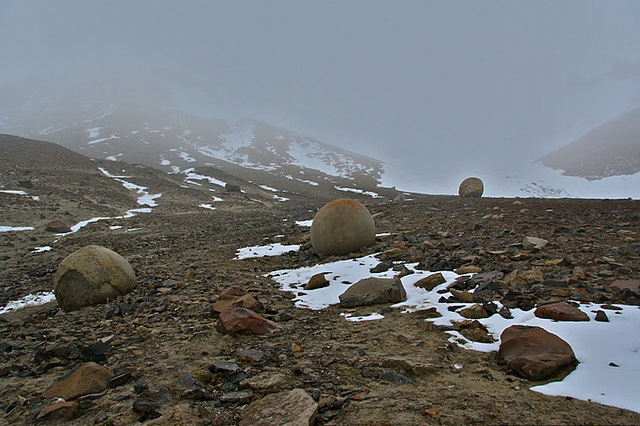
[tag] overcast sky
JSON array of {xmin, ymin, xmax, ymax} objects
[{"xmin": 1, "ymin": 0, "xmax": 639, "ymax": 173}]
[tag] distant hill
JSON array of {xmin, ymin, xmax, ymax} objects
[
  {"xmin": 539, "ymin": 106, "xmax": 640, "ymax": 180},
  {"xmin": 0, "ymin": 96, "xmax": 384, "ymax": 192}
]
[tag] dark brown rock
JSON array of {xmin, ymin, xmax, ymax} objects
[
  {"xmin": 414, "ymin": 273, "xmax": 446, "ymax": 291},
  {"xmin": 535, "ymin": 302, "xmax": 589, "ymax": 321},
  {"xmin": 499, "ymin": 325, "xmax": 577, "ymax": 381},
  {"xmin": 339, "ymin": 277, "xmax": 406, "ymax": 308},
  {"xmin": 36, "ymin": 401, "xmax": 78, "ymax": 421},
  {"xmin": 304, "ymin": 273, "xmax": 330, "ymax": 290},
  {"xmin": 45, "ymin": 220, "xmax": 72, "ymax": 233},
  {"xmin": 42, "ymin": 362, "xmax": 113, "ymax": 400},
  {"xmin": 216, "ymin": 308, "xmax": 277, "ymax": 335}
]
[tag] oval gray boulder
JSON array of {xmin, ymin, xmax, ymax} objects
[{"xmin": 54, "ymin": 245, "xmax": 137, "ymax": 311}]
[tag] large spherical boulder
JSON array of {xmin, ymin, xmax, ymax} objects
[
  {"xmin": 310, "ymin": 199, "xmax": 376, "ymax": 256},
  {"xmin": 54, "ymin": 245, "xmax": 137, "ymax": 311},
  {"xmin": 458, "ymin": 177, "xmax": 484, "ymax": 197}
]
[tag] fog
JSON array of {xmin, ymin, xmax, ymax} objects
[{"xmin": 1, "ymin": 1, "xmax": 640, "ymax": 187}]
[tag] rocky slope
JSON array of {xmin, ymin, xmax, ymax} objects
[
  {"xmin": 539, "ymin": 106, "xmax": 640, "ymax": 180},
  {"xmin": 0, "ymin": 93, "xmax": 383, "ymax": 192},
  {"xmin": 1, "ymin": 136, "xmax": 640, "ymax": 425}
]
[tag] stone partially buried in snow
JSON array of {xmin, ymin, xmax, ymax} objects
[
  {"xmin": 534, "ymin": 302, "xmax": 589, "ymax": 321},
  {"xmin": 498, "ymin": 325, "xmax": 577, "ymax": 381},
  {"xmin": 339, "ymin": 277, "xmax": 406, "ymax": 308},
  {"xmin": 54, "ymin": 245, "xmax": 137, "ymax": 311},
  {"xmin": 458, "ymin": 177, "xmax": 484, "ymax": 197},
  {"xmin": 240, "ymin": 388, "xmax": 318, "ymax": 426},
  {"xmin": 310, "ymin": 199, "xmax": 376, "ymax": 256}
]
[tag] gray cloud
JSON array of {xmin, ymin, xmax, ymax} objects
[{"xmin": 1, "ymin": 0, "xmax": 639, "ymax": 174}]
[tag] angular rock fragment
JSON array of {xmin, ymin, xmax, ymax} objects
[
  {"xmin": 522, "ymin": 236, "xmax": 548, "ymax": 251},
  {"xmin": 304, "ymin": 273, "xmax": 330, "ymax": 290},
  {"xmin": 414, "ymin": 273, "xmax": 446, "ymax": 290},
  {"xmin": 339, "ymin": 277, "xmax": 406, "ymax": 308},
  {"xmin": 43, "ymin": 362, "xmax": 113, "ymax": 400},
  {"xmin": 211, "ymin": 286, "xmax": 264, "ymax": 315},
  {"xmin": 36, "ymin": 401, "xmax": 78, "ymax": 421},
  {"xmin": 216, "ymin": 308, "xmax": 277, "ymax": 335},
  {"xmin": 240, "ymin": 388, "xmax": 318, "ymax": 426}
]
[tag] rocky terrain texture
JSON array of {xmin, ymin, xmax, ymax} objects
[
  {"xmin": 1, "ymin": 135, "xmax": 640, "ymax": 424},
  {"xmin": 539, "ymin": 105, "xmax": 640, "ymax": 180}
]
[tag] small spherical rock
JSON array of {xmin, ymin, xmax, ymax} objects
[
  {"xmin": 458, "ymin": 177, "xmax": 484, "ymax": 197},
  {"xmin": 310, "ymin": 199, "xmax": 376, "ymax": 256},
  {"xmin": 54, "ymin": 245, "xmax": 137, "ymax": 311}
]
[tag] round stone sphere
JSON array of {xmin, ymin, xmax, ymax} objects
[
  {"xmin": 54, "ymin": 245, "xmax": 137, "ymax": 311},
  {"xmin": 310, "ymin": 199, "xmax": 376, "ymax": 256},
  {"xmin": 458, "ymin": 177, "xmax": 484, "ymax": 197}
]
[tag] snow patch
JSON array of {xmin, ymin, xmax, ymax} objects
[
  {"xmin": 235, "ymin": 243, "xmax": 301, "ymax": 260},
  {"xmin": 0, "ymin": 291, "xmax": 56, "ymax": 315}
]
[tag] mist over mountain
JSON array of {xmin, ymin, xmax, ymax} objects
[{"xmin": 1, "ymin": 2, "xmax": 640, "ymax": 198}]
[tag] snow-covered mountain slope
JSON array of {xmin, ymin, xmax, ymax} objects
[
  {"xmin": 381, "ymin": 157, "xmax": 640, "ymax": 199},
  {"xmin": 0, "ymin": 101, "xmax": 383, "ymax": 191},
  {"xmin": 538, "ymin": 106, "xmax": 640, "ymax": 180}
]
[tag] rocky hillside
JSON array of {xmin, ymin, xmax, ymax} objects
[
  {"xmin": 2, "ymin": 135, "xmax": 640, "ymax": 424},
  {"xmin": 0, "ymin": 94, "xmax": 384, "ymax": 192},
  {"xmin": 539, "ymin": 106, "xmax": 640, "ymax": 180}
]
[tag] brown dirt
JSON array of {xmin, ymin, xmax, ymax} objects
[{"xmin": 1, "ymin": 137, "xmax": 640, "ymax": 425}]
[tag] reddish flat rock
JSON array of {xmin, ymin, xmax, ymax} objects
[
  {"xmin": 216, "ymin": 308, "xmax": 277, "ymax": 335},
  {"xmin": 534, "ymin": 302, "xmax": 589, "ymax": 321},
  {"xmin": 43, "ymin": 362, "xmax": 113, "ymax": 400}
]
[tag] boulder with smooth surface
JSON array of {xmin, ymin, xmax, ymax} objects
[
  {"xmin": 310, "ymin": 199, "xmax": 376, "ymax": 256},
  {"xmin": 458, "ymin": 177, "xmax": 484, "ymax": 197},
  {"xmin": 498, "ymin": 325, "xmax": 577, "ymax": 381},
  {"xmin": 54, "ymin": 245, "xmax": 137, "ymax": 311}
]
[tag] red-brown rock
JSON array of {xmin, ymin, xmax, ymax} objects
[
  {"xmin": 610, "ymin": 279, "xmax": 640, "ymax": 292},
  {"xmin": 211, "ymin": 287, "xmax": 264, "ymax": 315},
  {"xmin": 36, "ymin": 401, "xmax": 78, "ymax": 421},
  {"xmin": 42, "ymin": 362, "xmax": 113, "ymax": 400},
  {"xmin": 215, "ymin": 308, "xmax": 277, "ymax": 336},
  {"xmin": 499, "ymin": 325, "xmax": 577, "ymax": 381},
  {"xmin": 534, "ymin": 302, "xmax": 589, "ymax": 321}
]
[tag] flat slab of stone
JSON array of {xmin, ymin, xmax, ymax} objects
[
  {"xmin": 339, "ymin": 277, "xmax": 406, "ymax": 308},
  {"xmin": 240, "ymin": 388, "xmax": 318, "ymax": 426},
  {"xmin": 43, "ymin": 362, "xmax": 113, "ymax": 400},
  {"xmin": 535, "ymin": 302, "xmax": 589, "ymax": 321}
]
